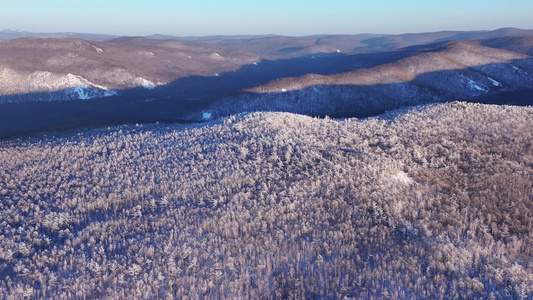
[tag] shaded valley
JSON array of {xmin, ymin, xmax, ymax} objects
[{"xmin": 1, "ymin": 36, "xmax": 532, "ymax": 137}]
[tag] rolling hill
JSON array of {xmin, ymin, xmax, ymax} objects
[
  {"xmin": 182, "ymin": 28, "xmax": 533, "ymax": 58},
  {"xmin": 0, "ymin": 102, "xmax": 531, "ymax": 298},
  {"xmin": 204, "ymin": 41, "xmax": 533, "ymax": 118},
  {"xmin": 3, "ymin": 27, "xmax": 532, "ymax": 59},
  {"xmin": 0, "ymin": 29, "xmax": 532, "ymax": 137},
  {"xmin": 351, "ymin": 27, "xmax": 533, "ymax": 53},
  {"xmin": 0, "ymin": 36, "xmax": 259, "ymax": 100},
  {"xmin": 479, "ymin": 35, "xmax": 533, "ymax": 56},
  {"xmin": 0, "ymin": 29, "xmax": 118, "ymax": 41},
  {"xmin": 247, "ymin": 41, "xmax": 531, "ymax": 92},
  {"xmin": 1, "ymin": 27, "xmax": 533, "ymax": 299}
]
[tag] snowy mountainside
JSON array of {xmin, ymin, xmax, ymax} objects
[
  {"xmin": 248, "ymin": 41, "xmax": 531, "ymax": 93},
  {"xmin": 204, "ymin": 42, "xmax": 533, "ymax": 119},
  {"xmin": 0, "ymin": 102, "xmax": 532, "ymax": 298},
  {"xmin": 0, "ymin": 69, "xmax": 115, "ymax": 101},
  {"xmin": 0, "ymin": 36, "xmax": 259, "ymax": 102},
  {"xmin": 0, "ymin": 33, "xmax": 532, "ymax": 135}
]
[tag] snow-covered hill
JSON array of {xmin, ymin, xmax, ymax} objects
[
  {"xmin": 1, "ymin": 102, "xmax": 532, "ymax": 298},
  {"xmin": 0, "ymin": 36, "xmax": 259, "ymax": 102},
  {"xmin": 205, "ymin": 42, "xmax": 533, "ymax": 118},
  {"xmin": 0, "ymin": 34, "xmax": 532, "ymax": 135},
  {"xmin": 0, "ymin": 68, "xmax": 116, "ymax": 101}
]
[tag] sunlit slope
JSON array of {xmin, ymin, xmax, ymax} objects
[
  {"xmin": 204, "ymin": 41, "xmax": 533, "ymax": 118},
  {"xmin": 248, "ymin": 41, "xmax": 531, "ymax": 93},
  {"xmin": 1, "ymin": 102, "xmax": 532, "ymax": 299},
  {"xmin": 0, "ymin": 36, "xmax": 258, "ymax": 98}
]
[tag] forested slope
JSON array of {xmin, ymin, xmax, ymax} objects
[
  {"xmin": 206, "ymin": 42, "xmax": 533, "ymax": 119},
  {"xmin": 0, "ymin": 102, "xmax": 532, "ymax": 299},
  {"xmin": 0, "ymin": 36, "xmax": 258, "ymax": 99}
]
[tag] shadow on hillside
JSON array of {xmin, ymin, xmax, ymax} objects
[
  {"xmin": 0, "ymin": 55, "xmax": 532, "ymax": 138},
  {"xmin": 0, "ymin": 49, "xmax": 421, "ymax": 138},
  {"xmin": 205, "ymin": 58, "xmax": 533, "ymax": 119}
]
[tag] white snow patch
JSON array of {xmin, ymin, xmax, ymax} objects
[
  {"xmin": 73, "ymin": 86, "xmax": 90, "ymax": 100},
  {"xmin": 0, "ymin": 69, "xmax": 117, "ymax": 101},
  {"xmin": 468, "ymin": 80, "xmax": 487, "ymax": 92},
  {"xmin": 103, "ymin": 90, "xmax": 117, "ymax": 97},
  {"xmin": 488, "ymin": 77, "xmax": 501, "ymax": 87},
  {"xmin": 392, "ymin": 171, "xmax": 416, "ymax": 186},
  {"xmin": 461, "ymin": 75, "xmax": 487, "ymax": 92},
  {"xmin": 92, "ymin": 45, "xmax": 103, "ymax": 53},
  {"xmin": 135, "ymin": 77, "xmax": 157, "ymax": 89},
  {"xmin": 68, "ymin": 86, "xmax": 116, "ymax": 100},
  {"xmin": 281, "ymin": 88, "xmax": 287, "ymax": 92},
  {"xmin": 210, "ymin": 53, "xmax": 224, "ymax": 60},
  {"xmin": 66, "ymin": 74, "xmax": 109, "ymax": 90},
  {"xmin": 202, "ymin": 112, "xmax": 212, "ymax": 120},
  {"xmin": 336, "ymin": 49, "xmax": 341, "ymax": 53}
]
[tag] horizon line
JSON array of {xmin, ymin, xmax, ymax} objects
[{"xmin": 1, "ymin": 26, "xmax": 532, "ymax": 39}]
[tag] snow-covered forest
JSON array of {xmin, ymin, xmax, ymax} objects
[{"xmin": 1, "ymin": 102, "xmax": 532, "ymax": 299}]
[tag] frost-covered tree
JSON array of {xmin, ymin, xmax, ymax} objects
[{"xmin": 0, "ymin": 102, "xmax": 532, "ymax": 298}]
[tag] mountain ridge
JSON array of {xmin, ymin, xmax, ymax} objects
[
  {"xmin": 1, "ymin": 102, "xmax": 532, "ymax": 298},
  {"xmin": 0, "ymin": 30, "xmax": 532, "ymax": 136},
  {"xmin": 2, "ymin": 27, "xmax": 533, "ymax": 56},
  {"xmin": 0, "ymin": 36, "xmax": 259, "ymax": 98},
  {"xmin": 247, "ymin": 41, "xmax": 531, "ymax": 93}
]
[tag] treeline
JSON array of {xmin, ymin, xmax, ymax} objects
[{"xmin": 0, "ymin": 102, "xmax": 532, "ymax": 299}]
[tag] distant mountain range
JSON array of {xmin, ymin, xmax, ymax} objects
[
  {"xmin": 2, "ymin": 27, "xmax": 533, "ymax": 57},
  {"xmin": 0, "ymin": 29, "xmax": 119, "ymax": 41},
  {"xmin": 0, "ymin": 28, "xmax": 532, "ymax": 136},
  {"xmin": 180, "ymin": 28, "xmax": 533, "ymax": 58}
]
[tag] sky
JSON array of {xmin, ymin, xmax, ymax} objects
[{"xmin": 1, "ymin": 0, "xmax": 533, "ymax": 36}]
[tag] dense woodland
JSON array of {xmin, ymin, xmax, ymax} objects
[{"xmin": 0, "ymin": 102, "xmax": 532, "ymax": 299}]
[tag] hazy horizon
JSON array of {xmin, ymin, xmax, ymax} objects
[
  {"xmin": 2, "ymin": 27, "xmax": 533, "ymax": 39},
  {"xmin": 1, "ymin": 0, "xmax": 532, "ymax": 37}
]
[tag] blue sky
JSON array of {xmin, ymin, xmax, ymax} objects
[{"xmin": 2, "ymin": 0, "xmax": 532, "ymax": 36}]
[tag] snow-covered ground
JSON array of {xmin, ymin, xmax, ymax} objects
[
  {"xmin": 0, "ymin": 68, "xmax": 118, "ymax": 101},
  {"xmin": 68, "ymin": 86, "xmax": 117, "ymax": 100},
  {"xmin": 487, "ymin": 77, "xmax": 502, "ymax": 87}
]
